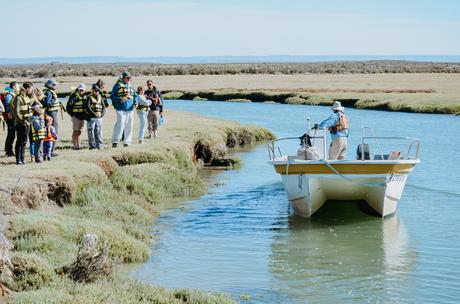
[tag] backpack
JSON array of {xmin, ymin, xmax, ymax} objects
[{"xmin": 1, "ymin": 92, "xmax": 13, "ymax": 120}]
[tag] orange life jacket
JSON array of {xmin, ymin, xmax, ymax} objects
[
  {"xmin": 44, "ymin": 125, "xmax": 56, "ymax": 142},
  {"xmin": 329, "ymin": 112, "xmax": 349, "ymax": 134}
]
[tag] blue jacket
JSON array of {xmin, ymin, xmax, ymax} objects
[
  {"xmin": 3, "ymin": 87, "xmax": 15, "ymax": 113},
  {"xmin": 319, "ymin": 112, "xmax": 349, "ymax": 141},
  {"xmin": 43, "ymin": 88, "xmax": 56, "ymax": 109},
  {"xmin": 111, "ymin": 80, "xmax": 137, "ymax": 111}
]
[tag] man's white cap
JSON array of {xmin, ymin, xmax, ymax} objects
[
  {"xmin": 332, "ymin": 101, "xmax": 344, "ymax": 111},
  {"xmin": 77, "ymin": 84, "xmax": 86, "ymax": 91}
]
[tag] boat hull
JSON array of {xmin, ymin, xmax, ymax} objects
[{"xmin": 272, "ymin": 160, "xmax": 417, "ymax": 218}]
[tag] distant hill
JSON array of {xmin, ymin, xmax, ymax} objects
[{"xmin": 1, "ymin": 55, "xmax": 460, "ymax": 65}]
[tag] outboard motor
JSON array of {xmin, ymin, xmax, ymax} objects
[{"xmin": 356, "ymin": 143, "xmax": 371, "ymax": 160}]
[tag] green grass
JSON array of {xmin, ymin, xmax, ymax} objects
[
  {"xmin": 110, "ymin": 163, "xmax": 206, "ymax": 205},
  {"xmin": 12, "ymin": 274, "xmax": 236, "ymax": 304}
]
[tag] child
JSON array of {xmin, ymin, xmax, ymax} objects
[
  {"xmin": 30, "ymin": 105, "xmax": 46, "ymax": 163},
  {"xmin": 43, "ymin": 115, "xmax": 58, "ymax": 161}
]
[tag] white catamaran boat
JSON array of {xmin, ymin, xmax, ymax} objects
[{"xmin": 268, "ymin": 126, "xmax": 420, "ymax": 218}]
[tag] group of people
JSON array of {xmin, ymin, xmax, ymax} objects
[{"xmin": 0, "ymin": 71, "xmax": 164, "ymax": 164}]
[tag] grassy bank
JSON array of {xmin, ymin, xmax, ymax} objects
[
  {"xmin": 0, "ymin": 110, "xmax": 275, "ymax": 303},
  {"xmin": 160, "ymin": 89, "xmax": 460, "ymax": 115},
  {"xmin": 2, "ymin": 73, "xmax": 458, "ymax": 115}
]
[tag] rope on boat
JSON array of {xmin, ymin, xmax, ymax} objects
[{"xmin": 320, "ymin": 159, "xmax": 385, "ymax": 188}]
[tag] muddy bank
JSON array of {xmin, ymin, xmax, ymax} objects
[{"xmin": 0, "ymin": 110, "xmax": 275, "ymax": 303}]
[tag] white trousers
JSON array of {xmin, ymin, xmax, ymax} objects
[
  {"xmin": 137, "ymin": 110, "xmax": 148, "ymax": 141},
  {"xmin": 112, "ymin": 110, "xmax": 134, "ymax": 145}
]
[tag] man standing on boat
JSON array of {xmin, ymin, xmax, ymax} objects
[{"xmin": 317, "ymin": 101, "xmax": 349, "ymax": 160}]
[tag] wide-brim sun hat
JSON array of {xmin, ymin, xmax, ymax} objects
[{"xmin": 332, "ymin": 101, "xmax": 344, "ymax": 111}]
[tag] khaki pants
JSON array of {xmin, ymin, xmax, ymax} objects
[
  {"xmin": 148, "ymin": 110, "xmax": 160, "ymax": 138},
  {"xmin": 329, "ymin": 137, "xmax": 348, "ymax": 160}
]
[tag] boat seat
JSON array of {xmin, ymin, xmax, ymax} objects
[
  {"xmin": 374, "ymin": 154, "xmax": 389, "ymax": 160},
  {"xmin": 356, "ymin": 144, "xmax": 371, "ymax": 160}
]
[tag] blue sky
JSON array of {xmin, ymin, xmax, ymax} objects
[{"xmin": 2, "ymin": 0, "xmax": 459, "ymax": 58}]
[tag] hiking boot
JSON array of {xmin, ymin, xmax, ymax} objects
[
  {"xmin": 112, "ymin": 143, "xmax": 118, "ymax": 148},
  {"xmin": 123, "ymin": 144, "xmax": 129, "ymax": 147}
]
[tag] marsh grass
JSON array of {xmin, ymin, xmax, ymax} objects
[
  {"xmin": 12, "ymin": 274, "xmax": 236, "ymax": 304},
  {"xmin": 162, "ymin": 89, "xmax": 460, "ymax": 114}
]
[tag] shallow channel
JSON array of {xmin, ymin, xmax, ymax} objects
[{"xmin": 133, "ymin": 100, "xmax": 460, "ymax": 303}]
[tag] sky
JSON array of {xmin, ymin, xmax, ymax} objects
[{"xmin": 1, "ymin": 0, "xmax": 460, "ymax": 58}]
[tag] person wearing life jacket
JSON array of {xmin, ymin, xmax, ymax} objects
[
  {"xmin": 43, "ymin": 115, "xmax": 58, "ymax": 161},
  {"xmin": 12, "ymin": 82, "xmax": 34, "ymax": 165},
  {"xmin": 28, "ymin": 89, "xmax": 46, "ymax": 163},
  {"xmin": 42, "ymin": 79, "xmax": 61, "ymax": 142},
  {"xmin": 318, "ymin": 101, "xmax": 350, "ymax": 160},
  {"xmin": 145, "ymin": 80, "xmax": 163, "ymax": 139},
  {"xmin": 2, "ymin": 82, "xmax": 20, "ymax": 157},
  {"xmin": 111, "ymin": 71, "xmax": 137, "ymax": 148},
  {"xmin": 67, "ymin": 84, "xmax": 87, "ymax": 150},
  {"xmin": 30, "ymin": 104, "xmax": 46, "ymax": 163},
  {"xmin": 95, "ymin": 79, "xmax": 111, "ymax": 108},
  {"xmin": 136, "ymin": 86, "xmax": 151, "ymax": 144},
  {"xmin": 85, "ymin": 84, "xmax": 105, "ymax": 150}
]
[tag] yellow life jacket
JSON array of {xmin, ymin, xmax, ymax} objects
[
  {"xmin": 329, "ymin": 112, "xmax": 349, "ymax": 134},
  {"xmin": 31, "ymin": 116, "xmax": 46, "ymax": 141},
  {"xmin": 88, "ymin": 94, "xmax": 103, "ymax": 115},
  {"xmin": 115, "ymin": 80, "xmax": 133, "ymax": 99},
  {"xmin": 69, "ymin": 91, "xmax": 86, "ymax": 114},
  {"xmin": 15, "ymin": 90, "xmax": 32, "ymax": 119},
  {"xmin": 42, "ymin": 87, "xmax": 60, "ymax": 112}
]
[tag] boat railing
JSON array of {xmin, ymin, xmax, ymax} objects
[
  {"xmin": 268, "ymin": 127, "xmax": 420, "ymax": 161},
  {"xmin": 268, "ymin": 127, "xmax": 329, "ymax": 161},
  {"xmin": 360, "ymin": 127, "xmax": 420, "ymax": 160}
]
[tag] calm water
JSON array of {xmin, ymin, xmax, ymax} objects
[{"xmin": 133, "ymin": 100, "xmax": 460, "ymax": 303}]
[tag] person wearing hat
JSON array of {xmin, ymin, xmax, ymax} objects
[
  {"xmin": 111, "ymin": 71, "xmax": 136, "ymax": 147},
  {"xmin": 11, "ymin": 82, "xmax": 34, "ymax": 164},
  {"xmin": 66, "ymin": 84, "xmax": 87, "ymax": 150},
  {"xmin": 30, "ymin": 104, "xmax": 46, "ymax": 163},
  {"xmin": 85, "ymin": 84, "xmax": 106, "ymax": 149},
  {"xmin": 43, "ymin": 79, "xmax": 61, "ymax": 156},
  {"xmin": 318, "ymin": 100, "xmax": 350, "ymax": 160}
]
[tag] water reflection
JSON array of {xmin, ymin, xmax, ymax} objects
[{"xmin": 269, "ymin": 202, "xmax": 415, "ymax": 303}]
